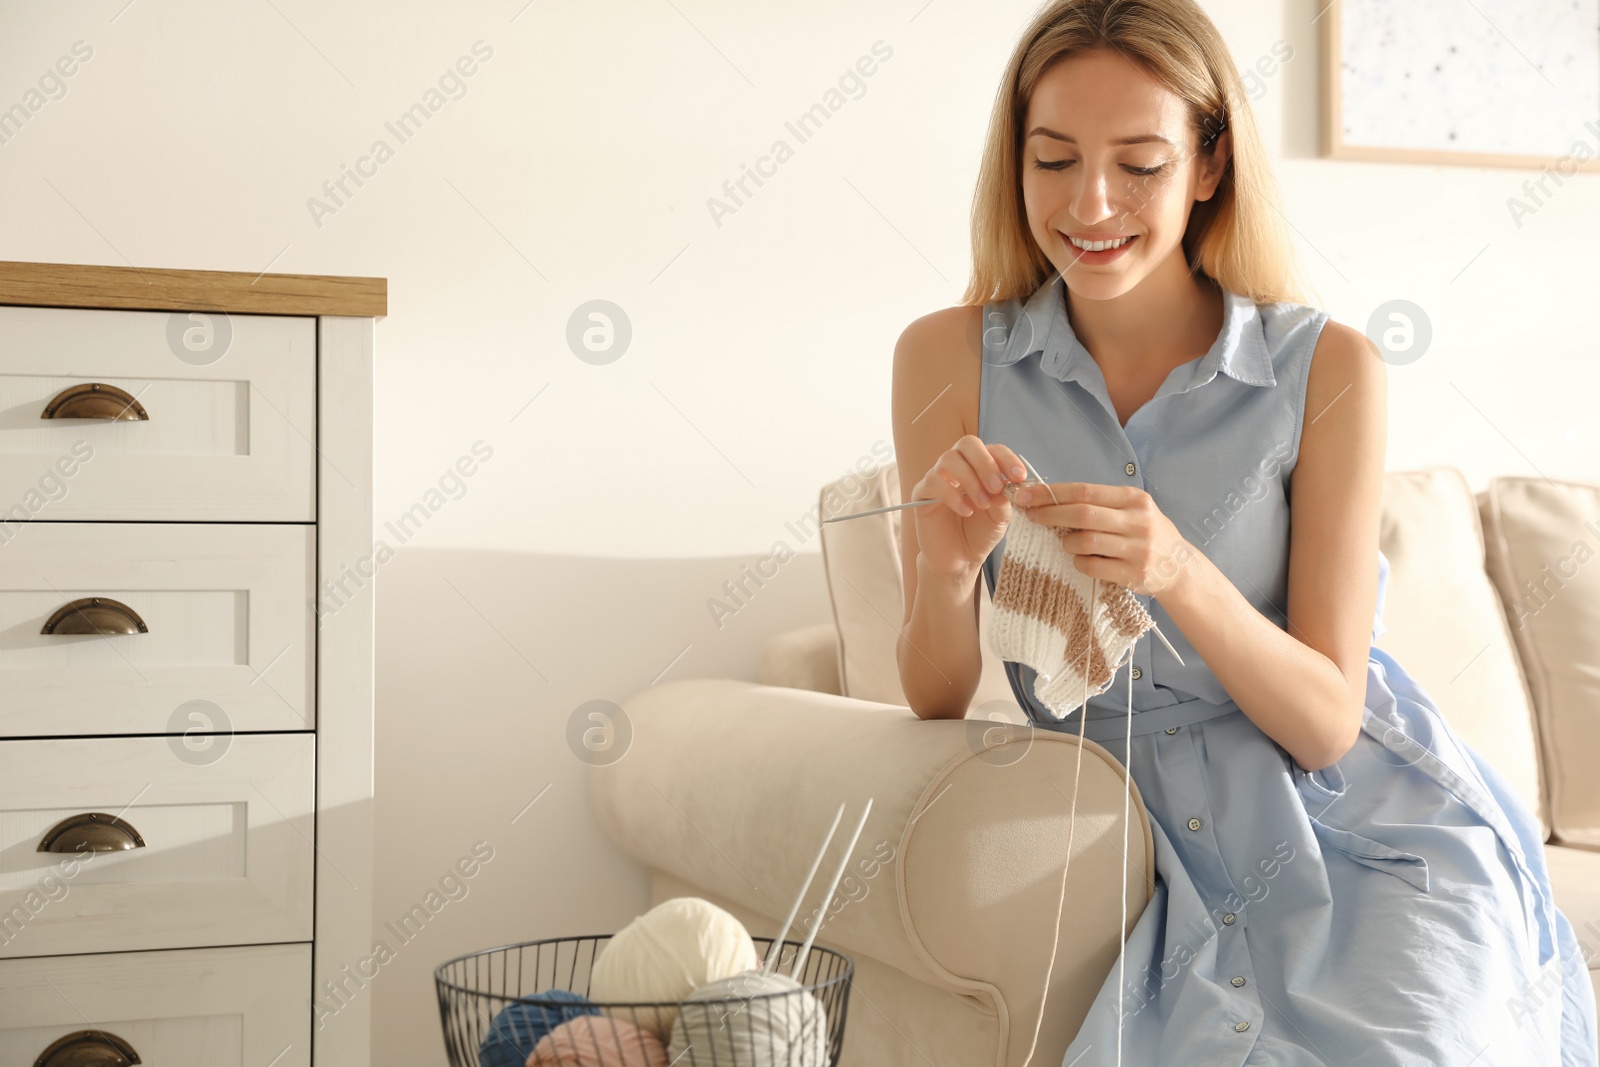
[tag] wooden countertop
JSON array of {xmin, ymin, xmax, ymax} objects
[{"xmin": 0, "ymin": 260, "xmax": 387, "ymax": 318}]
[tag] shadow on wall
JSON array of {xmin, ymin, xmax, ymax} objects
[{"xmin": 370, "ymin": 544, "xmax": 831, "ymax": 1067}]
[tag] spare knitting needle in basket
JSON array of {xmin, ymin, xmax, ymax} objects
[
  {"xmin": 790, "ymin": 798, "xmax": 873, "ymax": 980},
  {"xmin": 761, "ymin": 798, "xmax": 875, "ymax": 980},
  {"xmin": 761, "ymin": 802, "xmax": 846, "ymax": 976}
]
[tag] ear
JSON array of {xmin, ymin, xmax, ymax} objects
[{"xmin": 1193, "ymin": 126, "xmax": 1232, "ymax": 203}]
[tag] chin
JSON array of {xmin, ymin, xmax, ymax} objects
[{"xmin": 1060, "ymin": 270, "xmax": 1143, "ymax": 303}]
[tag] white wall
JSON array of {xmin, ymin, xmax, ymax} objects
[{"xmin": 2, "ymin": 1, "xmax": 1596, "ymax": 1063}]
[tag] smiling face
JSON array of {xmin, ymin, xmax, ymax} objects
[{"xmin": 1020, "ymin": 47, "xmax": 1230, "ymax": 301}]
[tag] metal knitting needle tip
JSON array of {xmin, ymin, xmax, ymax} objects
[
  {"xmin": 1149, "ymin": 622, "xmax": 1185, "ymax": 666},
  {"xmin": 822, "ymin": 498, "xmax": 942, "ymax": 523}
]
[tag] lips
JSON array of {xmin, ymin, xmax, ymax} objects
[
  {"xmin": 1062, "ymin": 232, "xmax": 1139, "ymax": 264},
  {"xmin": 1066, "ymin": 233, "xmax": 1136, "ymax": 252}
]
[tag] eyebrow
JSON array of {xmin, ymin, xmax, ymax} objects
[{"xmin": 1026, "ymin": 127, "xmax": 1175, "ymax": 147}]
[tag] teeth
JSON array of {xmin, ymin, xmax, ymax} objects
[{"xmin": 1069, "ymin": 235, "xmax": 1132, "ymax": 252}]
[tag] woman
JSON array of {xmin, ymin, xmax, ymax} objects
[{"xmin": 889, "ymin": 1, "xmax": 1597, "ymax": 1064}]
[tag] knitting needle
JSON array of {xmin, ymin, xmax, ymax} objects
[
  {"xmin": 821, "ymin": 455, "xmax": 1188, "ymax": 667},
  {"xmin": 789, "ymin": 797, "xmax": 874, "ymax": 982},
  {"xmin": 822, "ymin": 450, "xmax": 1050, "ymax": 524},
  {"xmin": 822, "ymin": 498, "xmax": 940, "ymax": 523},
  {"xmin": 761, "ymin": 802, "xmax": 846, "ymax": 976}
]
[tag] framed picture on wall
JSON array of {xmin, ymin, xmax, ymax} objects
[{"xmin": 1319, "ymin": 0, "xmax": 1600, "ymax": 171}]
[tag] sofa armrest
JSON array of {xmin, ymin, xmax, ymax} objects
[
  {"xmin": 757, "ymin": 622, "xmax": 841, "ymax": 694},
  {"xmin": 590, "ymin": 679, "xmax": 1153, "ymax": 1067}
]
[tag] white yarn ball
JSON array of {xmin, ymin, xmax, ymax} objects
[
  {"xmin": 666, "ymin": 969, "xmax": 829, "ymax": 1067},
  {"xmin": 590, "ymin": 897, "xmax": 759, "ymax": 1039}
]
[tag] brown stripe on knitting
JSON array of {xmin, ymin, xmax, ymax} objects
[
  {"xmin": 1100, "ymin": 584, "xmax": 1150, "ymax": 640},
  {"xmin": 1038, "ymin": 530, "xmax": 1150, "ymax": 642},
  {"xmin": 993, "ymin": 555, "xmax": 1114, "ymax": 687}
]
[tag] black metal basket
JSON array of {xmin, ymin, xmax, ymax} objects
[{"xmin": 436, "ymin": 934, "xmax": 854, "ymax": 1066}]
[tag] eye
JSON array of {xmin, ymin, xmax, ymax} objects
[
  {"xmin": 1032, "ymin": 158, "xmax": 1074, "ymax": 171},
  {"xmin": 1123, "ymin": 161, "xmax": 1173, "ymax": 177}
]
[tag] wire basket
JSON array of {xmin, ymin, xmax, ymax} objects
[{"xmin": 436, "ymin": 934, "xmax": 854, "ymax": 1067}]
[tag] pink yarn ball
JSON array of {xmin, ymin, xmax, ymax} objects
[{"xmin": 527, "ymin": 1016, "xmax": 668, "ymax": 1067}]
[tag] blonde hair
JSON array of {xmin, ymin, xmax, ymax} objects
[{"xmin": 961, "ymin": 0, "xmax": 1308, "ymax": 307}]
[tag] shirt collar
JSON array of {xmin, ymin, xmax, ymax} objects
[{"xmin": 983, "ymin": 268, "xmax": 1277, "ymax": 390}]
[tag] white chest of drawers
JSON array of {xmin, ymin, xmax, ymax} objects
[{"xmin": 0, "ymin": 261, "xmax": 381, "ymax": 1067}]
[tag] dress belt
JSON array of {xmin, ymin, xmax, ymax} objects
[{"xmin": 1027, "ymin": 696, "xmax": 1242, "ymax": 743}]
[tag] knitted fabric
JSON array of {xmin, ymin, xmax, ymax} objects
[{"xmin": 988, "ymin": 481, "xmax": 1156, "ymax": 719}]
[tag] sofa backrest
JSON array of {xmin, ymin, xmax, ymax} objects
[
  {"xmin": 819, "ymin": 462, "xmax": 1551, "ymax": 837},
  {"xmin": 817, "ymin": 461, "xmax": 1019, "ymax": 716},
  {"xmin": 1372, "ymin": 470, "xmax": 1544, "ymax": 837},
  {"xmin": 1479, "ymin": 476, "xmax": 1600, "ymax": 849}
]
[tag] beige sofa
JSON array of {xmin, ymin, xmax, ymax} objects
[{"xmin": 591, "ymin": 462, "xmax": 1600, "ymax": 1067}]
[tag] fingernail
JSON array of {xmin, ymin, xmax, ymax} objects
[
  {"xmin": 1010, "ymin": 465, "xmax": 1026, "ymax": 479},
  {"xmin": 985, "ymin": 474, "xmax": 1002, "ymax": 492},
  {"xmin": 1015, "ymin": 489, "xmax": 1030, "ymax": 504}
]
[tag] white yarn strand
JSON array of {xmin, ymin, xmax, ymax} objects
[
  {"xmin": 1006, "ymin": 459, "xmax": 1135, "ymax": 1067},
  {"xmin": 1017, "ymin": 476, "xmax": 1094, "ymax": 1067},
  {"xmin": 1117, "ymin": 639, "xmax": 1135, "ymax": 1065},
  {"xmin": 1021, "ymin": 561, "xmax": 1097, "ymax": 1065}
]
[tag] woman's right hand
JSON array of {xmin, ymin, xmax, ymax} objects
[{"xmin": 911, "ymin": 436, "xmax": 1029, "ymax": 581}]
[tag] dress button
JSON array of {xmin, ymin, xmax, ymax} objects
[
  {"xmin": 1187, "ymin": 817, "xmax": 1201, "ymax": 831},
  {"xmin": 1234, "ymin": 1021, "xmax": 1250, "ymax": 1033},
  {"xmin": 1125, "ymin": 461, "xmax": 1137, "ymax": 476},
  {"xmin": 1130, "ymin": 666, "xmax": 1143, "ymax": 680},
  {"xmin": 1231, "ymin": 976, "xmax": 1246, "ymax": 987},
  {"xmin": 1164, "ymin": 726, "xmax": 1179, "ymax": 735},
  {"xmin": 1222, "ymin": 912, "xmax": 1236, "ymax": 925}
]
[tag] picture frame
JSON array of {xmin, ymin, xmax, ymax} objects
[{"xmin": 1319, "ymin": 0, "xmax": 1600, "ymax": 172}]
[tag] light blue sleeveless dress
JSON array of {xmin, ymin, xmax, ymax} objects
[{"xmin": 977, "ymin": 267, "xmax": 1597, "ymax": 1066}]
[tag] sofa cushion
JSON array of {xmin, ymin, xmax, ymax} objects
[
  {"xmin": 1542, "ymin": 845, "xmax": 1600, "ymax": 998},
  {"xmin": 817, "ymin": 461, "xmax": 1020, "ymax": 714},
  {"xmin": 1374, "ymin": 469, "xmax": 1546, "ymax": 838},
  {"xmin": 757, "ymin": 622, "xmax": 842, "ymax": 695},
  {"xmin": 1479, "ymin": 477, "xmax": 1600, "ymax": 848}
]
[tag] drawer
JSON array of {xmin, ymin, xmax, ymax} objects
[
  {"xmin": 0, "ymin": 522, "xmax": 314, "ymax": 737},
  {"xmin": 0, "ymin": 942, "xmax": 309, "ymax": 1066},
  {"xmin": 0, "ymin": 305, "xmax": 315, "ymax": 521},
  {"xmin": 0, "ymin": 733, "xmax": 314, "ymax": 958}
]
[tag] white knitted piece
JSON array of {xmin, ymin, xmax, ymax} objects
[{"xmin": 989, "ymin": 482, "xmax": 1156, "ymax": 719}]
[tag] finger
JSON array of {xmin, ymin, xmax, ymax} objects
[
  {"xmin": 985, "ymin": 443, "xmax": 1029, "ymax": 485},
  {"xmin": 1070, "ymin": 551, "xmax": 1117, "ymax": 582},
  {"xmin": 1017, "ymin": 480, "xmax": 1140, "ymax": 509},
  {"xmin": 1059, "ymin": 480, "xmax": 1144, "ymax": 507},
  {"xmin": 914, "ymin": 463, "xmax": 972, "ymax": 516},
  {"xmin": 933, "ymin": 449, "xmax": 991, "ymax": 513},
  {"xmin": 941, "ymin": 445, "xmax": 999, "ymax": 508},
  {"xmin": 1053, "ymin": 528, "xmax": 1134, "ymax": 558},
  {"xmin": 1023, "ymin": 501, "xmax": 1130, "ymax": 534},
  {"xmin": 954, "ymin": 436, "xmax": 1010, "ymax": 497}
]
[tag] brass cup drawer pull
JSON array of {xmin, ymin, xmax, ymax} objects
[
  {"xmin": 38, "ymin": 812, "xmax": 147, "ymax": 853},
  {"xmin": 41, "ymin": 597, "xmax": 148, "ymax": 635},
  {"xmin": 40, "ymin": 382, "xmax": 149, "ymax": 421},
  {"xmin": 34, "ymin": 1029, "xmax": 142, "ymax": 1067}
]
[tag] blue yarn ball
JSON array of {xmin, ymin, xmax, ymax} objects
[{"xmin": 479, "ymin": 989, "xmax": 599, "ymax": 1067}]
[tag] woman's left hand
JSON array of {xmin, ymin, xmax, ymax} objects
[{"xmin": 1011, "ymin": 481, "xmax": 1199, "ymax": 597}]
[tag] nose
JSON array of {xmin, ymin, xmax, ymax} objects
[{"xmin": 1067, "ymin": 160, "xmax": 1120, "ymax": 228}]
